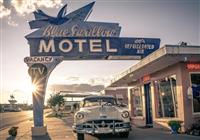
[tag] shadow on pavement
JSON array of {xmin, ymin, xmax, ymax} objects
[
  {"xmin": 6, "ymin": 136, "xmax": 16, "ymax": 140},
  {"xmin": 94, "ymin": 134, "xmax": 127, "ymax": 140},
  {"xmin": 32, "ymin": 133, "xmax": 51, "ymax": 140}
]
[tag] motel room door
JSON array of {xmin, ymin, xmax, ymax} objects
[{"xmin": 144, "ymin": 83, "xmax": 153, "ymax": 127}]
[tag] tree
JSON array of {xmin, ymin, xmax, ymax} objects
[
  {"xmin": 0, "ymin": 104, "xmax": 3, "ymax": 112},
  {"xmin": 47, "ymin": 93, "xmax": 65, "ymax": 116}
]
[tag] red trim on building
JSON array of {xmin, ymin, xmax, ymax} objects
[{"xmin": 186, "ymin": 63, "xmax": 200, "ymax": 70}]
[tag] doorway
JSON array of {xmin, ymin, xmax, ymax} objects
[{"xmin": 144, "ymin": 83, "xmax": 153, "ymax": 127}]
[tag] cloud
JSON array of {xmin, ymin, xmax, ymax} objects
[
  {"xmin": 0, "ymin": 1, "xmax": 11, "ymax": 18},
  {"xmin": 0, "ymin": 0, "xmax": 63, "ymax": 18},
  {"xmin": 49, "ymin": 76, "xmax": 113, "ymax": 87},
  {"xmin": 35, "ymin": 0, "xmax": 63, "ymax": 8},
  {"xmin": 11, "ymin": 0, "xmax": 63, "ymax": 16},
  {"xmin": 66, "ymin": 76, "xmax": 80, "ymax": 82},
  {"xmin": 11, "ymin": 0, "xmax": 37, "ymax": 15},
  {"xmin": 48, "ymin": 84, "xmax": 104, "ymax": 93},
  {"xmin": 88, "ymin": 76, "xmax": 113, "ymax": 87},
  {"xmin": 12, "ymin": 89, "xmax": 25, "ymax": 94},
  {"xmin": 7, "ymin": 16, "xmax": 18, "ymax": 26}
]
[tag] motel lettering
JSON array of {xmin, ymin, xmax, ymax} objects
[
  {"xmin": 24, "ymin": 56, "xmax": 53, "ymax": 63},
  {"xmin": 42, "ymin": 24, "xmax": 118, "ymax": 37},
  {"xmin": 28, "ymin": 63, "xmax": 48, "ymax": 77},
  {"xmin": 38, "ymin": 39, "xmax": 117, "ymax": 53}
]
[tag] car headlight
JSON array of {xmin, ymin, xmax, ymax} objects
[
  {"xmin": 76, "ymin": 113, "xmax": 84, "ymax": 120},
  {"xmin": 121, "ymin": 111, "xmax": 129, "ymax": 118}
]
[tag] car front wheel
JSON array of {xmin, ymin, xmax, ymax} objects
[
  {"xmin": 77, "ymin": 133, "xmax": 84, "ymax": 140},
  {"xmin": 119, "ymin": 131, "xmax": 129, "ymax": 138}
]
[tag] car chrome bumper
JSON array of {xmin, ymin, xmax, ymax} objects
[{"xmin": 73, "ymin": 122, "xmax": 131, "ymax": 134}]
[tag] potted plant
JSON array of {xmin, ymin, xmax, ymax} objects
[
  {"xmin": 186, "ymin": 120, "xmax": 200, "ymax": 136},
  {"xmin": 8, "ymin": 126, "xmax": 18, "ymax": 137},
  {"xmin": 167, "ymin": 120, "xmax": 182, "ymax": 134}
]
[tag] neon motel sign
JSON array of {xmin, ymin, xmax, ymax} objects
[{"xmin": 25, "ymin": 2, "xmax": 160, "ymax": 60}]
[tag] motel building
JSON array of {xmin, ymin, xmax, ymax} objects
[{"xmin": 105, "ymin": 44, "xmax": 200, "ymax": 132}]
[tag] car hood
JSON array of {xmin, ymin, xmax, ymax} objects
[{"xmin": 74, "ymin": 105, "xmax": 129, "ymax": 124}]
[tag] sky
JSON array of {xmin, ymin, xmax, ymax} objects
[{"xmin": 0, "ymin": 0, "xmax": 199, "ymax": 104}]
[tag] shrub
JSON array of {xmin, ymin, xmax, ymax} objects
[
  {"xmin": 186, "ymin": 120, "xmax": 200, "ymax": 136},
  {"xmin": 168, "ymin": 120, "xmax": 182, "ymax": 128},
  {"xmin": 167, "ymin": 120, "xmax": 182, "ymax": 134},
  {"xmin": 8, "ymin": 127, "xmax": 18, "ymax": 137}
]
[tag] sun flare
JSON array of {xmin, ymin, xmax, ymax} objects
[
  {"xmin": 21, "ymin": 81, "xmax": 39, "ymax": 94},
  {"xmin": 30, "ymin": 84, "xmax": 37, "ymax": 93}
]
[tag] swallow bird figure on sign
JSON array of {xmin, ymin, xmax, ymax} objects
[{"xmin": 29, "ymin": 2, "xmax": 95, "ymax": 29}]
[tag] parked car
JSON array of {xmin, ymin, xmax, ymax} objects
[{"xmin": 73, "ymin": 95, "xmax": 131, "ymax": 140}]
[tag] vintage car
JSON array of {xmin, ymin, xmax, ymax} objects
[{"xmin": 73, "ymin": 95, "xmax": 131, "ymax": 140}]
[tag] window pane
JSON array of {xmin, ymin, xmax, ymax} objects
[
  {"xmin": 156, "ymin": 75, "xmax": 178, "ymax": 118},
  {"xmin": 132, "ymin": 88, "xmax": 143, "ymax": 117},
  {"xmin": 191, "ymin": 73, "xmax": 200, "ymax": 113}
]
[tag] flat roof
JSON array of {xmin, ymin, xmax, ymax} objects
[
  {"xmin": 59, "ymin": 91, "xmax": 93, "ymax": 97},
  {"xmin": 109, "ymin": 45, "xmax": 200, "ymax": 87},
  {"xmin": 83, "ymin": 95, "xmax": 115, "ymax": 100}
]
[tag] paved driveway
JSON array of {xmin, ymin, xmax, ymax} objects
[
  {"xmin": 1, "ymin": 115, "xmax": 199, "ymax": 140},
  {"xmin": 81, "ymin": 127, "xmax": 199, "ymax": 140}
]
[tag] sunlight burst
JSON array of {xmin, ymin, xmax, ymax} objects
[{"xmin": 30, "ymin": 84, "xmax": 37, "ymax": 93}]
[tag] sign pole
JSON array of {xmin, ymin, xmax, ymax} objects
[{"xmin": 24, "ymin": 56, "xmax": 63, "ymax": 136}]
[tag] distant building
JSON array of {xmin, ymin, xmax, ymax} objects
[
  {"xmin": 59, "ymin": 91, "xmax": 93, "ymax": 112},
  {"xmin": 0, "ymin": 104, "xmax": 21, "ymax": 112},
  {"xmin": 0, "ymin": 95, "xmax": 21, "ymax": 112},
  {"xmin": 105, "ymin": 87, "xmax": 128, "ymax": 105}
]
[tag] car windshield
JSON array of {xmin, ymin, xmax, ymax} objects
[{"xmin": 82, "ymin": 97, "xmax": 117, "ymax": 107}]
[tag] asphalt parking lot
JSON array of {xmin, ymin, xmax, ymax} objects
[
  {"xmin": 0, "ymin": 115, "xmax": 199, "ymax": 140},
  {"xmin": 62, "ymin": 115, "xmax": 199, "ymax": 140}
]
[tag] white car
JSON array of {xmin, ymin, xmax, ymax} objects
[{"xmin": 73, "ymin": 95, "xmax": 131, "ymax": 140}]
